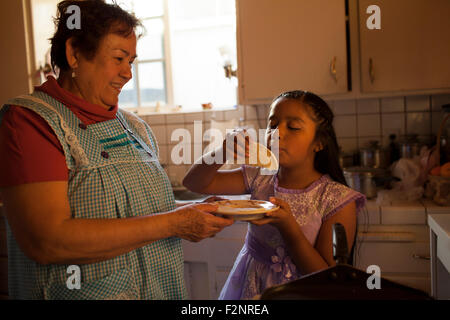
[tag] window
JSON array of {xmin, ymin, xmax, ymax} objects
[
  {"xmin": 110, "ymin": 0, "xmax": 168, "ymax": 108},
  {"xmin": 109, "ymin": 0, "xmax": 237, "ymax": 112}
]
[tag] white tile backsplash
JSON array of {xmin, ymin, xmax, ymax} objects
[
  {"xmin": 381, "ymin": 97, "xmax": 405, "ymax": 113},
  {"xmin": 332, "ymin": 99, "xmax": 356, "ymax": 115},
  {"xmin": 381, "ymin": 113, "xmax": 405, "ymax": 137},
  {"xmin": 142, "ymin": 92, "xmax": 446, "ymax": 174},
  {"xmin": 204, "ymin": 110, "xmax": 225, "ymax": 121},
  {"xmin": 432, "ymin": 111, "xmax": 444, "ymax": 135},
  {"xmin": 224, "ymin": 106, "xmax": 244, "ymax": 121},
  {"xmin": 151, "ymin": 125, "xmax": 167, "ymax": 145},
  {"xmin": 166, "ymin": 113, "xmax": 185, "ymax": 124},
  {"xmin": 158, "ymin": 145, "xmax": 168, "ymax": 164},
  {"xmin": 244, "ymin": 120, "xmax": 261, "ymax": 130},
  {"xmin": 406, "ymin": 95, "xmax": 430, "ymax": 112},
  {"xmin": 431, "ymin": 94, "xmax": 450, "ymax": 111},
  {"xmin": 167, "ymin": 124, "xmax": 189, "ymax": 145},
  {"xmin": 145, "ymin": 114, "xmax": 166, "ymax": 125},
  {"xmin": 357, "ymin": 114, "xmax": 381, "ymax": 137},
  {"xmin": 244, "ymin": 105, "xmax": 258, "ymax": 120},
  {"xmin": 337, "ymin": 137, "xmax": 357, "ymax": 153},
  {"xmin": 184, "ymin": 112, "xmax": 204, "ymax": 123},
  {"xmin": 356, "ymin": 98, "xmax": 380, "ymax": 114},
  {"xmin": 406, "ymin": 112, "xmax": 431, "ymax": 135},
  {"xmin": 358, "ymin": 136, "xmax": 382, "ymax": 149},
  {"xmin": 334, "ymin": 115, "xmax": 357, "ymax": 137}
]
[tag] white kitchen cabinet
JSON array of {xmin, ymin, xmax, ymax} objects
[
  {"xmin": 355, "ymin": 225, "xmax": 431, "ymax": 294},
  {"xmin": 0, "ymin": 0, "xmax": 34, "ymax": 104},
  {"xmin": 236, "ymin": 0, "xmax": 450, "ymax": 103},
  {"xmin": 428, "ymin": 214, "xmax": 450, "ymax": 299},
  {"xmin": 353, "ymin": 200, "xmax": 450, "ymax": 296},
  {"xmin": 236, "ymin": 0, "xmax": 348, "ymax": 105},
  {"xmin": 182, "ymin": 220, "xmax": 248, "ymax": 299},
  {"xmin": 358, "ymin": 0, "xmax": 450, "ymax": 93}
]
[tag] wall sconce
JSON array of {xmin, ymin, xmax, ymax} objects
[
  {"xmin": 223, "ymin": 63, "xmax": 237, "ymax": 79},
  {"xmin": 219, "ymin": 45, "xmax": 237, "ymax": 79}
]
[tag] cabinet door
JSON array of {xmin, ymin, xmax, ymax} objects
[
  {"xmin": 359, "ymin": 0, "xmax": 450, "ymax": 93},
  {"xmin": 0, "ymin": 0, "xmax": 32, "ymax": 103},
  {"xmin": 237, "ymin": 0, "xmax": 348, "ymax": 104}
]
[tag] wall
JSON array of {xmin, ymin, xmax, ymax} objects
[
  {"xmin": 142, "ymin": 93, "xmax": 450, "ymax": 186},
  {"xmin": 30, "ymin": 0, "xmax": 59, "ymax": 71},
  {"xmin": 0, "ymin": 0, "xmax": 34, "ymax": 105}
]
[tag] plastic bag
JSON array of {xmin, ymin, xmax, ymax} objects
[{"xmin": 376, "ymin": 158, "xmax": 424, "ymax": 205}]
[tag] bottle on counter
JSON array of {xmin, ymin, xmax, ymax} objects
[{"xmin": 388, "ymin": 134, "xmax": 400, "ymax": 165}]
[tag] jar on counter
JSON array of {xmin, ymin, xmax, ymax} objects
[
  {"xmin": 359, "ymin": 140, "xmax": 383, "ymax": 168},
  {"xmin": 400, "ymin": 134, "xmax": 420, "ymax": 159}
]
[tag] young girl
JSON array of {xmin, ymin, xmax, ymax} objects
[{"xmin": 183, "ymin": 90, "xmax": 366, "ymax": 300}]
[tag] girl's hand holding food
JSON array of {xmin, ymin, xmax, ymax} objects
[
  {"xmin": 250, "ymin": 197, "xmax": 296, "ymax": 231},
  {"xmin": 222, "ymin": 128, "xmax": 251, "ymax": 163}
]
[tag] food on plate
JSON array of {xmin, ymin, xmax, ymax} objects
[
  {"xmin": 440, "ymin": 162, "xmax": 450, "ymax": 177},
  {"xmin": 216, "ymin": 199, "xmax": 264, "ymax": 209},
  {"xmin": 248, "ymin": 143, "xmax": 278, "ymax": 171},
  {"xmin": 430, "ymin": 166, "xmax": 441, "ymax": 176},
  {"xmin": 212, "ymin": 199, "xmax": 279, "ymax": 221}
]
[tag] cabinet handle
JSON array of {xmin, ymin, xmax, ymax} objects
[
  {"xmin": 412, "ymin": 254, "xmax": 430, "ymax": 261},
  {"xmin": 369, "ymin": 58, "xmax": 375, "ymax": 83},
  {"xmin": 330, "ymin": 56, "xmax": 337, "ymax": 82}
]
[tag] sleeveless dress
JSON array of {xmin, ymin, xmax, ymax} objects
[
  {"xmin": 219, "ymin": 165, "xmax": 366, "ymax": 300},
  {"xmin": 0, "ymin": 91, "xmax": 186, "ymax": 299}
]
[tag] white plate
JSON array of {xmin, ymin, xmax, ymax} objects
[{"xmin": 214, "ymin": 200, "xmax": 279, "ymax": 221}]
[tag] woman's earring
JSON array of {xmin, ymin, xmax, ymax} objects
[{"xmin": 71, "ymin": 70, "xmax": 76, "ymax": 78}]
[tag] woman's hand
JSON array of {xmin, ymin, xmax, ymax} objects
[
  {"xmin": 250, "ymin": 197, "xmax": 296, "ymax": 231},
  {"xmin": 171, "ymin": 202, "xmax": 234, "ymax": 242}
]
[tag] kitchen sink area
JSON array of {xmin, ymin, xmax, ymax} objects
[{"xmin": 172, "ymin": 188, "xmax": 209, "ymax": 202}]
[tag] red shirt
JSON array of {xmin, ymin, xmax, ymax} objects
[{"xmin": 0, "ymin": 76, "xmax": 118, "ymax": 187}]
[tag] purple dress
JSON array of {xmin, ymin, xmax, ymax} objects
[{"xmin": 218, "ymin": 166, "xmax": 366, "ymax": 300}]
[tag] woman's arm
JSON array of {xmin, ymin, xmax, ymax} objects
[
  {"xmin": 252, "ymin": 198, "xmax": 357, "ymax": 275},
  {"xmin": 1, "ymin": 181, "xmax": 233, "ymax": 265}
]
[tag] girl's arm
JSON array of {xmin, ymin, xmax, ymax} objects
[
  {"xmin": 183, "ymin": 140, "xmax": 247, "ymax": 195},
  {"xmin": 0, "ymin": 181, "xmax": 233, "ymax": 265},
  {"xmin": 253, "ymin": 198, "xmax": 356, "ymax": 275}
]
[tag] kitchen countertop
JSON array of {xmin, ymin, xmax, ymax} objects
[{"xmin": 360, "ymin": 199, "xmax": 450, "ymax": 225}]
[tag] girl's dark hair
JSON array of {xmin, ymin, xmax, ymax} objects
[
  {"xmin": 273, "ymin": 90, "xmax": 347, "ymax": 186},
  {"xmin": 50, "ymin": 0, "xmax": 143, "ymax": 72},
  {"xmin": 274, "ymin": 90, "xmax": 358, "ymax": 265}
]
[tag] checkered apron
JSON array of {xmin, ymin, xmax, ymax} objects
[{"xmin": 1, "ymin": 91, "xmax": 187, "ymax": 300}]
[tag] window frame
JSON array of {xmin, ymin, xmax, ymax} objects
[
  {"xmin": 110, "ymin": 0, "xmax": 237, "ymax": 113},
  {"xmin": 112, "ymin": 0, "xmax": 174, "ymax": 112}
]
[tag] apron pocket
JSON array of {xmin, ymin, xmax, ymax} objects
[{"xmin": 43, "ymin": 268, "xmax": 138, "ymax": 300}]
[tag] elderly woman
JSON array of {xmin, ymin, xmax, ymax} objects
[{"xmin": 0, "ymin": 0, "xmax": 233, "ymax": 299}]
